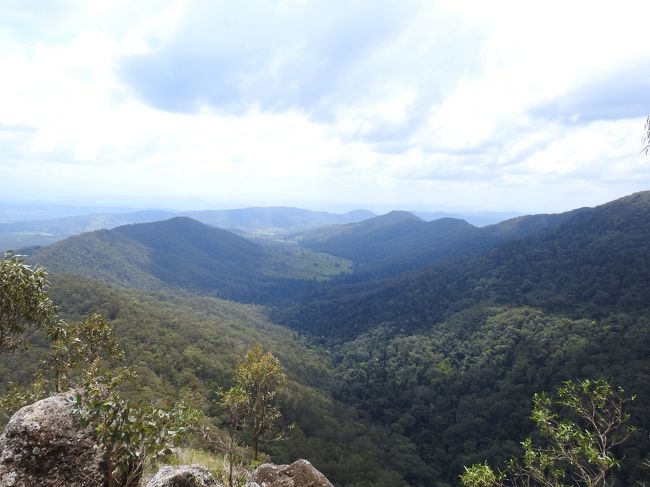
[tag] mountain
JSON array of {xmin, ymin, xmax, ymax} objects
[
  {"xmin": 288, "ymin": 192, "xmax": 650, "ymax": 339},
  {"xmin": 28, "ymin": 217, "xmax": 350, "ymax": 302},
  {"xmin": 6, "ymin": 192, "xmax": 650, "ymax": 486},
  {"xmin": 184, "ymin": 207, "xmax": 376, "ymax": 233},
  {"xmin": 0, "ymin": 211, "xmax": 176, "ymax": 252},
  {"xmin": 298, "ymin": 208, "xmax": 585, "ymax": 277},
  {"xmin": 0, "ymin": 207, "xmax": 376, "ymax": 252},
  {"xmin": 299, "ymin": 211, "xmax": 480, "ymax": 275},
  {"xmin": 413, "ymin": 210, "xmax": 521, "ymax": 226},
  {"xmin": 280, "ymin": 191, "xmax": 650, "ymax": 485},
  {"xmin": 0, "ymin": 273, "xmax": 421, "ymax": 487}
]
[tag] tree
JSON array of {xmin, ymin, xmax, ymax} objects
[
  {"xmin": 0, "ymin": 253, "xmax": 54, "ymax": 354},
  {"xmin": 643, "ymin": 116, "xmax": 650, "ymax": 155},
  {"xmin": 205, "ymin": 386, "xmax": 249, "ymax": 487},
  {"xmin": 212, "ymin": 345, "xmax": 286, "ymax": 485},
  {"xmin": 460, "ymin": 379, "xmax": 637, "ymax": 487},
  {"xmin": 233, "ymin": 344, "xmax": 286, "ymax": 461},
  {"xmin": 0, "ymin": 255, "xmax": 198, "ymax": 487},
  {"xmin": 48, "ymin": 313, "xmax": 123, "ymax": 392},
  {"xmin": 74, "ymin": 363, "xmax": 197, "ymax": 487}
]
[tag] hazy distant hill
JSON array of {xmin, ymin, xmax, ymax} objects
[
  {"xmin": 0, "ymin": 211, "xmax": 175, "ymax": 252},
  {"xmin": 0, "ymin": 206, "xmax": 375, "ymax": 252},
  {"xmin": 28, "ymin": 216, "xmax": 350, "ymax": 301},
  {"xmin": 184, "ymin": 207, "xmax": 375, "ymax": 233},
  {"xmin": 0, "ymin": 211, "xmax": 176, "ymax": 234},
  {"xmin": 413, "ymin": 209, "xmax": 521, "ymax": 226},
  {"xmin": 0, "ymin": 203, "xmax": 147, "ymax": 223}
]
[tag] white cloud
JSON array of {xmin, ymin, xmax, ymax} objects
[{"xmin": 0, "ymin": 0, "xmax": 649, "ymax": 213}]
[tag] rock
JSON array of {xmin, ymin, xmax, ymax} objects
[
  {"xmin": 0, "ymin": 393, "xmax": 106, "ymax": 486},
  {"xmin": 146, "ymin": 465, "xmax": 223, "ymax": 486},
  {"xmin": 246, "ymin": 459, "xmax": 334, "ymax": 487}
]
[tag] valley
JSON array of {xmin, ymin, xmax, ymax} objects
[
  {"xmin": 1, "ymin": 191, "xmax": 649, "ymax": 486},
  {"xmin": 3, "ymin": 4, "xmax": 647, "ymax": 486}
]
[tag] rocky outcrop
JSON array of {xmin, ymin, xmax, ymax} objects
[
  {"xmin": 0, "ymin": 394, "xmax": 332, "ymax": 487},
  {"xmin": 0, "ymin": 393, "xmax": 105, "ymax": 487},
  {"xmin": 246, "ymin": 459, "xmax": 334, "ymax": 487},
  {"xmin": 146, "ymin": 465, "xmax": 223, "ymax": 486}
]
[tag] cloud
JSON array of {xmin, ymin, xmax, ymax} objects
[
  {"xmin": 0, "ymin": 123, "xmax": 37, "ymax": 133},
  {"xmin": 532, "ymin": 61, "xmax": 650, "ymax": 124},
  {"xmin": 117, "ymin": 0, "xmax": 485, "ymax": 129},
  {"xmin": 118, "ymin": 1, "xmax": 405, "ymax": 114},
  {"xmin": 1, "ymin": 0, "xmax": 650, "ymax": 214}
]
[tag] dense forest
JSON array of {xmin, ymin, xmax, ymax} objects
[
  {"xmin": 1, "ymin": 191, "xmax": 649, "ymax": 486},
  {"xmin": 282, "ymin": 191, "xmax": 650, "ymax": 484}
]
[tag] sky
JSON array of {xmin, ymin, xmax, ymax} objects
[{"xmin": 1, "ymin": 0, "xmax": 649, "ymax": 214}]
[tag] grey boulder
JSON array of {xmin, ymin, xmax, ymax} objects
[
  {"xmin": 246, "ymin": 459, "xmax": 334, "ymax": 487},
  {"xmin": 147, "ymin": 465, "xmax": 223, "ymax": 487},
  {"xmin": 0, "ymin": 392, "xmax": 106, "ymax": 487}
]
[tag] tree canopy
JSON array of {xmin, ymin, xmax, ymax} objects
[
  {"xmin": 233, "ymin": 343, "xmax": 286, "ymax": 460},
  {"xmin": 0, "ymin": 254, "xmax": 54, "ymax": 353},
  {"xmin": 461, "ymin": 379, "xmax": 637, "ymax": 487}
]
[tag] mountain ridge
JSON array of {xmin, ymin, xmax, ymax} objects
[
  {"xmin": 284, "ymin": 190, "xmax": 650, "ymax": 339},
  {"xmin": 28, "ymin": 216, "xmax": 350, "ymax": 302},
  {"xmin": 5, "ymin": 190, "xmax": 650, "ymax": 487},
  {"xmin": 0, "ymin": 207, "xmax": 378, "ymax": 251},
  {"xmin": 280, "ymin": 191, "xmax": 650, "ymax": 485},
  {"xmin": 298, "ymin": 205, "xmax": 588, "ymax": 276}
]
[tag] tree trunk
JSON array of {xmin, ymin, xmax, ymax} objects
[
  {"xmin": 107, "ymin": 450, "xmax": 114, "ymax": 487},
  {"xmin": 228, "ymin": 434, "xmax": 235, "ymax": 487}
]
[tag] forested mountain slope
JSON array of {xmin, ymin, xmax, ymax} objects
[
  {"xmin": 299, "ymin": 207, "xmax": 586, "ymax": 277},
  {"xmin": 287, "ymin": 191, "xmax": 650, "ymax": 339},
  {"xmin": 332, "ymin": 306, "xmax": 649, "ymax": 486},
  {"xmin": 0, "ymin": 274, "xmax": 422, "ymax": 487},
  {"xmin": 28, "ymin": 217, "xmax": 349, "ymax": 302},
  {"xmin": 280, "ymin": 191, "xmax": 650, "ymax": 485},
  {"xmin": 8, "ymin": 191, "xmax": 649, "ymax": 486},
  {"xmin": 300, "ymin": 212, "xmax": 479, "ymax": 275}
]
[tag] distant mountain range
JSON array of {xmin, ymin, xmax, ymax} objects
[
  {"xmin": 286, "ymin": 191, "xmax": 650, "ymax": 339},
  {"xmin": 412, "ymin": 209, "xmax": 521, "ymax": 226},
  {"xmin": 28, "ymin": 216, "xmax": 351, "ymax": 302},
  {"xmin": 0, "ymin": 205, "xmax": 523, "ymax": 253},
  {"xmin": 0, "ymin": 207, "xmax": 374, "ymax": 252},
  {"xmin": 298, "ymin": 208, "xmax": 584, "ymax": 276},
  {"xmin": 19, "ymin": 198, "xmax": 606, "ymax": 301},
  {"xmin": 6, "ymin": 190, "xmax": 650, "ymax": 486}
]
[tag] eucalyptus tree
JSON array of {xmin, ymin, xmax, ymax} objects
[
  {"xmin": 461, "ymin": 379, "xmax": 637, "ymax": 487},
  {"xmin": 221, "ymin": 344, "xmax": 287, "ymax": 462},
  {"xmin": 0, "ymin": 253, "xmax": 54, "ymax": 354}
]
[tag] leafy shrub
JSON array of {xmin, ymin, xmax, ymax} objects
[{"xmin": 74, "ymin": 363, "xmax": 198, "ymax": 487}]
